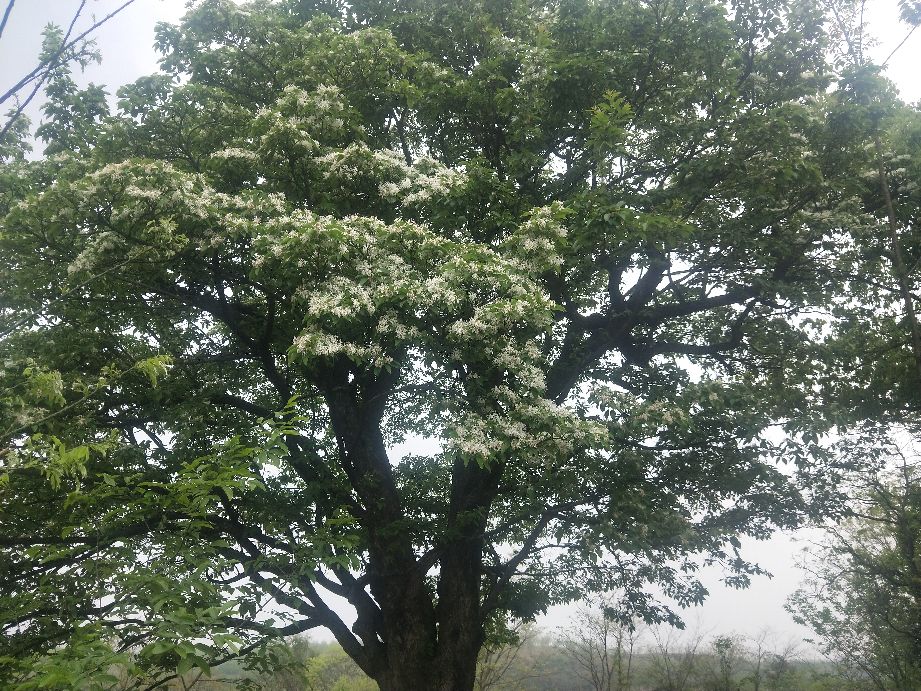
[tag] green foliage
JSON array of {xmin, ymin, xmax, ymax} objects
[
  {"xmin": 898, "ymin": 0, "xmax": 921, "ymax": 26},
  {"xmin": 303, "ymin": 644, "xmax": 378, "ymax": 691},
  {"xmin": 788, "ymin": 432, "xmax": 921, "ymax": 690},
  {"xmin": 32, "ymin": 24, "xmax": 108, "ymax": 157}
]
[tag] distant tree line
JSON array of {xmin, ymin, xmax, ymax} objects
[{"xmin": 127, "ymin": 617, "xmax": 893, "ymax": 691}]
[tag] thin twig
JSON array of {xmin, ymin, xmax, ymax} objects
[
  {"xmin": 882, "ymin": 23, "xmax": 920, "ymax": 67},
  {"xmin": 0, "ymin": 0, "xmax": 140, "ymax": 141},
  {"xmin": 0, "ymin": 0, "xmax": 15, "ymax": 42}
]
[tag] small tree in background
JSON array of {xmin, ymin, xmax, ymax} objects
[
  {"xmin": 744, "ymin": 630, "xmax": 800, "ymax": 691},
  {"xmin": 475, "ymin": 620, "xmax": 546, "ymax": 691},
  {"xmin": 646, "ymin": 624, "xmax": 708, "ymax": 691},
  {"xmin": 558, "ymin": 598, "xmax": 642, "ymax": 691},
  {"xmin": 701, "ymin": 634, "xmax": 747, "ymax": 691}
]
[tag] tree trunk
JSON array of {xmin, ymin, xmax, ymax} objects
[
  {"xmin": 323, "ymin": 374, "xmax": 499, "ymax": 691},
  {"xmin": 370, "ymin": 535, "xmax": 487, "ymax": 691},
  {"xmin": 372, "ymin": 460, "xmax": 498, "ymax": 690},
  {"xmin": 432, "ymin": 457, "xmax": 503, "ymax": 689}
]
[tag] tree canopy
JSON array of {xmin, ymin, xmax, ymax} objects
[{"xmin": 1, "ymin": 0, "xmax": 919, "ymax": 689}]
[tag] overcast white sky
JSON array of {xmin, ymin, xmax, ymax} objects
[{"xmin": 1, "ymin": 0, "xmax": 919, "ymax": 648}]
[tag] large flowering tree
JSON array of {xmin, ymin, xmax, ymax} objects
[{"xmin": 0, "ymin": 0, "xmax": 891, "ymax": 688}]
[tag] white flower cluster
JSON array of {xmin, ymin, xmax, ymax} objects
[
  {"xmin": 634, "ymin": 399, "xmax": 689, "ymax": 426},
  {"xmin": 375, "ymin": 312, "xmax": 422, "ymax": 341},
  {"xmin": 307, "ymin": 275, "xmax": 375, "ymax": 318},
  {"xmin": 67, "ymin": 231, "xmax": 122, "ymax": 275},
  {"xmin": 490, "ymin": 341, "xmax": 547, "ymax": 392},
  {"xmin": 211, "ymin": 147, "xmax": 259, "ymax": 161},
  {"xmin": 449, "ymin": 385, "xmax": 607, "ymax": 467},
  {"xmin": 249, "ymin": 84, "xmax": 350, "ymax": 163},
  {"xmin": 501, "ymin": 203, "xmax": 567, "ymax": 272},
  {"xmin": 292, "ymin": 329, "xmax": 390, "ymax": 367},
  {"xmin": 518, "ymin": 47, "xmax": 550, "ymax": 88},
  {"xmin": 15, "ymin": 161, "xmax": 192, "ymax": 274},
  {"xmin": 250, "ymin": 204, "xmax": 588, "ymax": 465},
  {"xmin": 488, "ymin": 34, "xmax": 551, "ymax": 89},
  {"xmin": 12, "ymin": 157, "xmax": 303, "ymax": 276},
  {"xmin": 202, "ymin": 82, "xmax": 466, "ymax": 210},
  {"xmin": 316, "ymin": 143, "xmax": 464, "ymax": 206},
  {"xmin": 246, "ymin": 206, "xmax": 556, "ymax": 381},
  {"xmin": 446, "ymin": 295, "xmax": 550, "ymax": 341}
]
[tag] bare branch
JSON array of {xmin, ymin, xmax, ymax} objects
[{"xmin": 0, "ymin": 0, "xmax": 140, "ymax": 141}]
